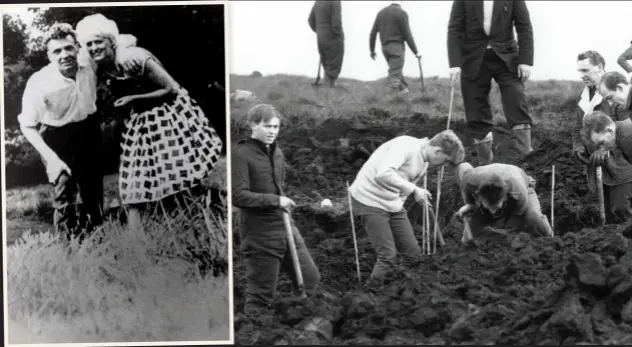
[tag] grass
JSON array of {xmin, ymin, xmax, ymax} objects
[
  {"xmin": 229, "ymin": 73, "xmax": 583, "ymax": 138},
  {"xmin": 5, "ymin": 157, "xmax": 230, "ymax": 344}
]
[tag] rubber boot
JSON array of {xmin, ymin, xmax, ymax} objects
[
  {"xmin": 512, "ymin": 124, "xmax": 533, "ymax": 155},
  {"xmin": 324, "ymin": 75, "xmax": 336, "ymax": 88},
  {"xmin": 474, "ymin": 132, "xmax": 494, "ymax": 165}
]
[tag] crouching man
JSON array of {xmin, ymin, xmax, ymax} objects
[
  {"xmin": 349, "ymin": 130, "xmax": 465, "ymax": 284},
  {"xmin": 232, "ymin": 104, "xmax": 321, "ymax": 313},
  {"xmin": 578, "ymin": 110, "xmax": 632, "ymax": 223},
  {"xmin": 454, "ymin": 163, "xmax": 553, "ymax": 242}
]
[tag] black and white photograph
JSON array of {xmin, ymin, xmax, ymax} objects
[
  {"xmin": 3, "ymin": 2, "xmax": 230, "ymax": 344},
  {"xmin": 230, "ymin": 0, "xmax": 632, "ymax": 345}
]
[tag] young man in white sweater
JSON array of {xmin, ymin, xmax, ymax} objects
[{"xmin": 349, "ymin": 130, "xmax": 465, "ymax": 283}]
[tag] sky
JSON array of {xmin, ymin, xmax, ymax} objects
[{"xmin": 228, "ymin": 1, "xmax": 632, "ymax": 81}]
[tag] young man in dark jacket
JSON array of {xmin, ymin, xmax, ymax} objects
[
  {"xmin": 369, "ymin": 1, "xmax": 421, "ymax": 99},
  {"xmin": 232, "ymin": 103, "xmax": 321, "ymax": 313}
]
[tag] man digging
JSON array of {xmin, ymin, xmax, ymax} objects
[
  {"xmin": 18, "ymin": 23, "xmax": 104, "ymax": 241},
  {"xmin": 348, "ymin": 130, "xmax": 465, "ymax": 286},
  {"xmin": 232, "ymin": 103, "xmax": 321, "ymax": 314},
  {"xmin": 369, "ymin": 1, "xmax": 421, "ymax": 102},
  {"xmin": 454, "ymin": 162, "xmax": 553, "ymax": 243},
  {"xmin": 577, "ymin": 110, "xmax": 632, "ymax": 224}
]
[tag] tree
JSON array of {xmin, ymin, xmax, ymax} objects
[{"xmin": 3, "ymin": 13, "xmax": 28, "ymax": 63}]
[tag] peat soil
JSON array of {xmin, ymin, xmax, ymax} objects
[{"xmin": 233, "ymin": 109, "xmax": 632, "ymax": 345}]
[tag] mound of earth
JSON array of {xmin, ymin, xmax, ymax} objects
[{"xmin": 233, "ymin": 109, "xmax": 631, "ymax": 344}]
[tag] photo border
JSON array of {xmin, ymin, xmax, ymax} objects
[{"xmin": 1, "ymin": 1, "xmax": 234, "ymax": 346}]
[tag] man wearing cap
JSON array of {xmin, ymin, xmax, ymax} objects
[
  {"xmin": 18, "ymin": 23, "xmax": 103, "ymax": 240},
  {"xmin": 232, "ymin": 103, "xmax": 321, "ymax": 313},
  {"xmin": 369, "ymin": 1, "xmax": 421, "ymax": 100}
]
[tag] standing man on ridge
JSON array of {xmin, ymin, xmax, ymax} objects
[
  {"xmin": 447, "ymin": 0, "xmax": 535, "ymax": 164},
  {"xmin": 308, "ymin": 0, "xmax": 345, "ymax": 89},
  {"xmin": 369, "ymin": 1, "xmax": 421, "ymax": 101}
]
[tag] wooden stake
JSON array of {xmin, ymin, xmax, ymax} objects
[
  {"xmin": 346, "ymin": 182, "xmax": 362, "ymax": 283},
  {"xmin": 551, "ymin": 165, "xmax": 555, "ymax": 236}
]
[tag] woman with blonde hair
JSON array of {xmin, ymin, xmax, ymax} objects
[{"xmin": 75, "ymin": 13, "xmax": 223, "ymax": 229}]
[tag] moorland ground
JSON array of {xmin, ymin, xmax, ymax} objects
[{"xmin": 230, "ymin": 73, "xmax": 632, "ymax": 345}]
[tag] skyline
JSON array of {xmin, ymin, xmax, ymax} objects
[{"xmin": 228, "ymin": 1, "xmax": 632, "ymax": 81}]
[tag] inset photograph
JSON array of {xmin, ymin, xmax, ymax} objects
[{"xmin": 3, "ymin": 3, "xmax": 230, "ymax": 344}]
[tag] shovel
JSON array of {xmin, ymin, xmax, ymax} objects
[
  {"xmin": 596, "ymin": 166, "xmax": 606, "ymax": 225},
  {"xmin": 408, "ymin": 200, "xmax": 445, "ymax": 247},
  {"xmin": 313, "ymin": 59, "xmax": 322, "ymax": 86},
  {"xmin": 416, "ymin": 56, "xmax": 426, "ymax": 92},
  {"xmin": 283, "ymin": 212, "xmax": 307, "ymax": 298}
]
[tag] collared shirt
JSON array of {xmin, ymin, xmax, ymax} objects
[
  {"xmin": 483, "ymin": 1, "xmax": 494, "ymax": 36},
  {"xmin": 18, "ymin": 62, "xmax": 97, "ymax": 128},
  {"xmin": 578, "ymin": 85, "xmax": 603, "ymax": 117}
]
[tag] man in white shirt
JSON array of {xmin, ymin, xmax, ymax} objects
[
  {"xmin": 447, "ymin": 0, "xmax": 534, "ymax": 164},
  {"xmin": 19, "ymin": 23, "xmax": 103, "ymax": 240}
]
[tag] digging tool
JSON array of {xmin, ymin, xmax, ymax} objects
[
  {"xmin": 313, "ymin": 59, "xmax": 322, "ymax": 86},
  {"xmin": 346, "ymin": 181, "xmax": 362, "ymax": 283},
  {"xmin": 282, "ymin": 211, "xmax": 307, "ymax": 298},
  {"xmin": 423, "ymin": 175, "xmax": 432, "ymax": 254},
  {"xmin": 596, "ymin": 166, "xmax": 606, "ymax": 225},
  {"xmin": 416, "ymin": 56, "xmax": 426, "ymax": 92},
  {"xmin": 407, "ymin": 200, "xmax": 445, "ymax": 247},
  {"xmin": 431, "ymin": 84, "xmax": 456, "ymax": 252},
  {"xmin": 551, "ymin": 165, "xmax": 555, "ymax": 235}
]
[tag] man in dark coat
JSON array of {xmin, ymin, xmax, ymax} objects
[
  {"xmin": 232, "ymin": 104, "xmax": 321, "ymax": 313},
  {"xmin": 369, "ymin": 1, "xmax": 421, "ymax": 100},
  {"xmin": 447, "ymin": 0, "xmax": 534, "ymax": 164},
  {"xmin": 616, "ymin": 40, "xmax": 632, "ymax": 79},
  {"xmin": 579, "ymin": 110, "xmax": 632, "ymax": 224},
  {"xmin": 308, "ymin": 0, "xmax": 344, "ymax": 88}
]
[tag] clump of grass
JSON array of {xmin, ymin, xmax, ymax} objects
[{"xmin": 6, "ymin": 190, "xmax": 230, "ymax": 344}]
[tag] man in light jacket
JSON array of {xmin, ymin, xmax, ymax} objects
[
  {"xmin": 454, "ymin": 162, "xmax": 553, "ymax": 242},
  {"xmin": 349, "ymin": 130, "xmax": 465, "ymax": 284}
]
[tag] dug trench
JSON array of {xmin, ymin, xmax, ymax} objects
[{"xmin": 233, "ymin": 111, "xmax": 632, "ymax": 345}]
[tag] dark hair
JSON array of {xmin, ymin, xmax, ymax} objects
[
  {"xmin": 428, "ymin": 129, "xmax": 465, "ymax": 164},
  {"xmin": 600, "ymin": 71, "xmax": 629, "ymax": 91},
  {"xmin": 581, "ymin": 111, "xmax": 615, "ymax": 142},
  {"xmin": 43, "ymin": 22, "xmax": 77, "ymax": 48},
  {"xmin": 246, "ymin": 103, "xmax": 283, "ymax": 124},
  {"xmin": 476, "ymin": 174, "xmax": 507, "ymax": 205},
  {"xmin": 577, "ymin": 50, "xmax": 605, "ymax": 68}
]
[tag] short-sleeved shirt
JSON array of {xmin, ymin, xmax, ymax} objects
[
  {"xmin": 98, "ymin": 46, "xmax": 168, "ymax": 114},
  {"xmin": 18, "ymin": 62, "xmax": 97, "ymax": 128}
]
